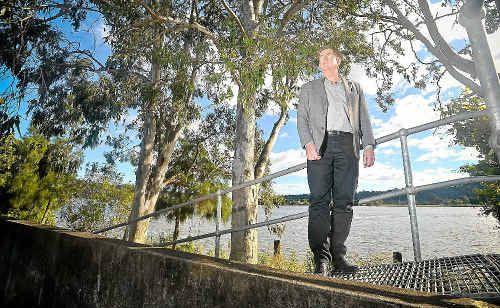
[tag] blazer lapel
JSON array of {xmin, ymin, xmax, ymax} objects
[
  {"xmin": 341, "ymin": 76, "xmax": 354, "ymax": 124},
  {"xmin": 318, "ymin": 77, "xmax": 328, "ymax": 113}
]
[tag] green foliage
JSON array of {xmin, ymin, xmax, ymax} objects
[
  {"xmin": 154, "ymin": 131, "xmax": 233, "ymax": 242},
  {"xmin": 176, "ymin": 241, "xmax": 209, "ymax": 256},
  {"xmin": 0, "ymin": 133, "xmax": 16, "ymax": 188},
  {"xmin": 149, "ymin": 234, "xmax": 399, "ymax": 274},
  {"xmin": 58, "ymin": 163, "xmax": 134, "ymax": 235},
  {"xmin": 258, "ymin": 250, "xmax": 307, "ymax": 273},
  {"xmin": 441, "ymin": 89, "xmax": 500, "ymax": 226},
  {"xmin": 484, "ymin": 0, "xmax": 500, "ymax": 34},
  {"xmin": 0, "ymin": 128, "xmax": 82, "ymax": 224},
  {"xmin": 0, "ymin": 1, "xmax": 90, "ymax": 137},
  {"xmin": 259, "ymin": 175, "xmax": 287, "ymax": 238}
]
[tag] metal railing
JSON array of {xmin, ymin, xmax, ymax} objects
[{"xmin": 93, "ymin": 109, "xmax": 500, "ymax": 262}]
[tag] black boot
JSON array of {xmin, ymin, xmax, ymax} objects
[
  {"xmin": 329, "ymin": 208, "xmax": 357, "ymax": 273},
  {"xmin": 332, "ymin": 255, "xmax": 358, "ymax": 273}
]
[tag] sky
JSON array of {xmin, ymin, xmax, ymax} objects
[
  {"xmin": 268, "ymin": 2, "xmax": 500, "ymax": 194},
  {"xmin": 4, "ymin": 1, "xmax": 500, "ymax": 195}
]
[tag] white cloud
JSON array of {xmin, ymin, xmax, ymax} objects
[
  {"xmin": 96, "ymin": 22, "xmax": 110, "ymax": 41},
  {"xmin": 380, "ymin": 148, "xmax": 397, "ymax": 155},
  {"xmin": 377, "ymin": 139, "xmax": 400, "ymax": 149},
  {"xmin": 370, "ymin": 116, "xmax": 384, "ymax": 127},
  {"xmin": 420, "ymin": 2, "xmax": 468, "ymax": 43},
  {"xmin": 269, "ymin": 148, "xmax": 307, "ymax": 177},
  {"xmin": 422, "ymin": 71, "xmax": 463, "ymax": 96},
  {"xmin": 269, "ymin": 151, "xmax": 407, "ymax": 192},
  {"xmin": 409, "ymin": 133, "xmax": 480, "ymax": 163},
  {"xmin": 348, "ymin": 63, "xmax": 378, "ymax": 96},
  {"xmin": 359, "ymin": 161, "xmax": 404, "ymax": 190},
  {"xmin": 372, "ymin": 93, "xmax": 440, "ymax": 137},
  {"xmin": 413, "ymin": 167, "xmax": 467, "ymax": 186},
  {"xmin": 357, "ymin": 161, "xmax": 469, "ymax": 192},
  {"xmin": 272, "ymin": 161, "xmax": 470, "ymax": 195},
  {"xmin": 265, "ymin": 102, "xmax": 282, "ymax": 116},
  {"xmin": 348, "ymin": 39, "xmax": 427, "ymax": 98},
  {"xmin": 187, "ymin": 119, "xmax": 202, "ymax": 132}
]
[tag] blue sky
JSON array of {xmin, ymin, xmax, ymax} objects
[{"xmin": 3, "ymin": 2, "xmax": 499, "ymax": 195}]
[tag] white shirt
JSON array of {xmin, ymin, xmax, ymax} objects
[{"xmin": 324, "ymin": 78, "xmax": 352, "ymax": 133}]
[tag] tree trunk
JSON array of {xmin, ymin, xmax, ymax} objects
[
  {"xmin": 230, "ymin": 89, "xmax": 258, "ymax": 263},
  {"xmin": 230, "ymin": 103, "xmax": 287, "ymax": 263},
  {"xmin": 125, "ymin": 30, "xmax": 162, "ymax": 243},
  {"xmin": 126, "ymin": 128, "xmax": 181, "ymax": 243}
]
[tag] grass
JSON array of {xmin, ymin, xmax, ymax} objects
[{"xmin": 148, "ymin": 232, "xmax": 398, "ymax": 274}]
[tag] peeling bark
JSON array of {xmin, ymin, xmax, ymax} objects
[
  {"xmin": 230, "ymin": 89, "xmax": 258, "ymax": 263},
  {"xmin": 125, "ymin": 29, "xmax": 162, "ymax": 243},
  {"xmin": 125, "ymin": 26, "xmax": 192, "ymax": 243},
  {"xmin": 229, "ymin": 1, "xmax": 295, "ymax": 264}
]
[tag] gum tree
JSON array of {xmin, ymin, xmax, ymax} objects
[{"xmin": 137, "ymin": 0, "xmax": 373, "ymax": 263}]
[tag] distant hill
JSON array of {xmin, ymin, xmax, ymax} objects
[{"xmin": 282, "ymin": 183, "xmax": 485, "ymax": 205}]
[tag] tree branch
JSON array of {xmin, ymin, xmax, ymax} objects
[
  {"xmin": 148, "ymin": 127, "xmax": 183, "ymax": 200},
  {"xmin": 416, "ymin": 0, "xmax": 475, "ymax": 75},
  {"xmin": 383, "ymin": 0, "xmax": 481, "ymax": 94},
  {"xmin": 140, "ymin": 1, "xmax": 217, "ymax": 40},
  {"xmin": 409, "ymin": 39, "xmax": 438, "ymax": 65},
  {"xmin": 277, "ymin": 0, "xmax": 310, "ymax": 37},
  {"xmin": 221, "ymin": 0, "xmax": 248, "ymax": 37},
  {"xmin": 70, "ymin": 50, "xmax": 150, "ymax": 82},
  {"xmin": 414, "ymin": 11, "xmax": 458, "ymax": 28},
  {"xmin": 254, "ymin": 103, "xmax": 287, "ymax": 179},
  {"xmin": 254, "ymin": 0, "xmax": 265, "ymax": 19}
]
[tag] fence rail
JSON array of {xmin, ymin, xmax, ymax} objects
[
  {"xmin": 93, "ymin": 109, "xmax": 498, "ymax": 262},
  {"xmin": 158, "ymin": 175, "xmax": 500, "ymax": 247}
]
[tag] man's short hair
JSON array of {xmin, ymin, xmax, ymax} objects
[{"xmin": 317, "ymin": 47, "xmax": 343, "ymax": 63}]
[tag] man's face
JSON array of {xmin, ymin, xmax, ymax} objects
[{"xmin": 318, "ymin": 49, "xmax": 340, "ymax": 72}]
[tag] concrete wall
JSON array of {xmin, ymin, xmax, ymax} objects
[{"xmin": 0, "ymin": 219, "xmax": 480, "ymax": 307}]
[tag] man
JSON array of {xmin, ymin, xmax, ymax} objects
[{"xmin": 297, "ymin": 47, "xmax": 376, "ymax": 276}]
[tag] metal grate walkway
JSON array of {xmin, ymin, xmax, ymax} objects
[{"xmin": 331, "ymin": 254, "xmax": 500, "ymax": 300}]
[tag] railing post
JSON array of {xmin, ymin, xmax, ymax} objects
[
  {"xmin": 399, "ymin": 129, "xmax": 422, "ymax": 262},
  {"xmin": 214, "ymin": 189, "xmax": 222, "ymax": 258}
]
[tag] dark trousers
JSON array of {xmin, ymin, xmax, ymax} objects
[{"xmin": 307, "ymin": 133, "xmax": 359, "ymax": 265}]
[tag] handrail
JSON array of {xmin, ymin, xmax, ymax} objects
[
  {"xmin": 158, "ymin": 175, "xmax": 500, "ymax": 247},
  {"xmin": 93, "ymin": 110, "xmax": 490, "ymax": 235},
  {"xmin": 93, "ymin": 109, "xmax": 499, "ymax": 262}
]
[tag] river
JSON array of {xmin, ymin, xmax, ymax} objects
[{"xmin": 146, "ymin": 205, "xmax": 500, "ymax": 262}]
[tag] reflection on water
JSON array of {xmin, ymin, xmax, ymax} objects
[{"xmin": 148, "ymin": 206, "xmax": 500, "ymax": 262}]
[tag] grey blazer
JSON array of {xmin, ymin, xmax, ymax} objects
[{"xmin": 297, "ymin": 76, "xmax": 375, "ymax": 159}]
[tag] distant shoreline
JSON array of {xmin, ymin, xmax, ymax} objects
[
  {"xmin": 275, "ymin": 204, "xmax": 485, "ymax": 208},
  {"xmin": 358, "ymin": 204, "xmax": 484, "ymax": 207}
]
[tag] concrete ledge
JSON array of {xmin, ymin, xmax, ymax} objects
[{"xmin": 0, "ymin": 219, "xmax": 486, "ymax": 307}]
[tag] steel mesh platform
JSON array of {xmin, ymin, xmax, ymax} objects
[{"xmin": 331, "ymin": 254, "xmax": 500, "ymax": 300}]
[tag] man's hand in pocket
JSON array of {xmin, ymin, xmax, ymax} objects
[{"xmin": 305, "ymin": 143, "xmax": 321, "ymax": 160}]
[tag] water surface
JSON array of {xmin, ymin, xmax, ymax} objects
[{"xmin": 148, "ymin": 205, "xmax": 499, "ymax": 262}]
